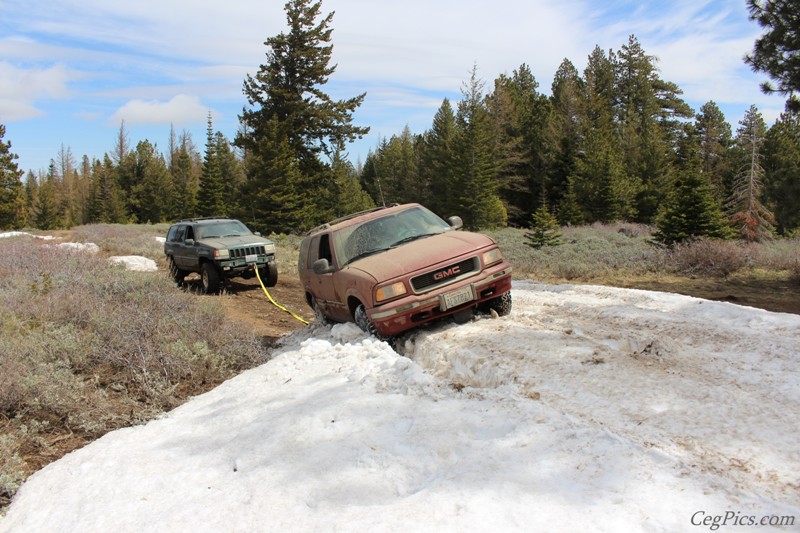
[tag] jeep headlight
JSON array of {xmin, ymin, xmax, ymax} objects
[
  {"xmin": 214, "ymin": 249, "xmax": 230, "ymax": 259},
  {"xmin": 482, "ymin": 248, "xmax": 502, "ymax": 266},
  {"xmin": 376, "ymin": 282, "xmax": 407, "ymax": 302},
  {"xmin": 263, "ymin": 243, "xmax": 276, "ymax": 254}
]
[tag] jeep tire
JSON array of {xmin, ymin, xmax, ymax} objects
[
  {"xmin": 261, "ymin": 262, "xmax": 278, "ymax": 288},
  {"xmin": 168, "ymin": 257, "xmax": 187, "ymax": 285},
  {"xmin": 201, "ymin": 262, "xmax": 221, "ymax": 294}
]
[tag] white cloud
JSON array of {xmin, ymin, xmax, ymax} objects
[
  {"xmin": 109, "ymin": 94, "xmax": 211, "ymax": 126},
  {"xmin": 0, "ymin": 61, "xmax": 70, "ymax": 121}
]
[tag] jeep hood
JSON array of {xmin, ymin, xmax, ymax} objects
[
  {"xmin": 346, "ymin": 231, "xmax": 495, "ymax": 280},
  {"xmin": 198, "ymin": 236, "xmax": 273, "ymax": 248}
]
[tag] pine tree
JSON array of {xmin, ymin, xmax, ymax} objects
[
  {"xmin": 452, "ymin": 65, "xmax": 507, "ymax": 229},
  {"xmin": 654, "ymin": 133, "xmax": 731, "ymax": 245},
  {"xmin": 331, "ymin": 143, "xmax": 374, "ymax": 217},
  {"xmin": 0, "ymin": 124, "xmax": 25, "ymax": 229},
  {"xmin": 693, "ymin": 101, "xmax": 733, "ymax": 200},
  {"xmin": 198, "ymin": 114, "xmax": 226, "ymax": 217},
  {"xmin": 763, "ymin": 105, "xmax": 800, "ymax": 234},
  {"xmin": 575, "ymin": 46, "xmax": 634, "ymax": 222},
  {"xmin": 421, "ymin": 99, "xmax": 457, "ymax": 216},
  {"xmin": 728, "ymin": 105, "xmax": 775, "ymax": 241},
  {"xmin": 745, "ymin": 0, "xmax": 800, "ymax": 111},
  {"xmin": 524, "ymin": 203, "xmax": 562, "ymax": 249},
  {"xmin": 236, "ymin": 0, "xmax": 369, "ymax": 232},
  {"xmin": 548, "ymin": 59, "xmax": 585, "ymax": 221}
]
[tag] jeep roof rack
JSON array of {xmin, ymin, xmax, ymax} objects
[
  {"xmin": 177, "ymin": 216, "xmax": 230, "ymax": 222},
  {"xmin": 306, "ymin": 204, "xmax": 400, "ymax": 235}
]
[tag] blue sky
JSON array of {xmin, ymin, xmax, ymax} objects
[{"xmin": 0, "ymin": 0, "xmax": 789, "ymax": 174}]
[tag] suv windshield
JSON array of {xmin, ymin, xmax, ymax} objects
[
  {"xmin": 333, "ymin": 206, "xmax": 451, "ymax": 266},
  {"xmin": 196, "ymin": 221, "xmax": 251, "ymax": 240}
]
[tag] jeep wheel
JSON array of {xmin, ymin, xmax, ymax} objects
[
  {"xmin": 168, "ymin": 257, "xmax": 187, "ymax": 285},
  {"xmin": 261, "ymin": 262, "xmax": 278, "ymax": 288},
  {"xmin": 354, "ymin": 304, "xmax": 382, "ymax": 339},
  {"xmin": 480, "ymin": 291, "xmax": 512, "ymax": 316},
  {"xmin": 201, "ymin": 263, "xmax": 221, "ymax": 294}
]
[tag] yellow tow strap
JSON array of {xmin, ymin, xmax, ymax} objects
[{"xmin": 254, "ymin": 265, "xmax": 309, "ymax": 325}]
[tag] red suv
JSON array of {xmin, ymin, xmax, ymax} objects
[{"xmin": 298, "ymin": 203, "xmax": 512, "ymax": 338}]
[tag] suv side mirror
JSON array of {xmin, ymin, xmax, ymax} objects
[
  {"xmin": 447, "ymin": 216, "xmax": 463, "ymax": 230},
  {"xmin": 312, "ymin": 258, "xmax": 335, "ymax": 274},
  {"xmin": 185, "ymin": 238, "xmax": 195, "ymax": 246}
]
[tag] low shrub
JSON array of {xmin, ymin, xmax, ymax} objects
[
  {"xmin": 667, "ymin": 238, "xmax": 752, "ymax": 277},
  {"xmin": 0, "ymin": 230, "xmax": 270, "ymax": 511}
]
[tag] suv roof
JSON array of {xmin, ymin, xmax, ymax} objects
[{"xmin": 306, "ymin": 203, "xmax": 408, "ymax": 236}]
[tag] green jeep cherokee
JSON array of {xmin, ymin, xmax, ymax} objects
[{"xmin": 164, "ymin": 218, "xmax": 278, "ymax": 293}]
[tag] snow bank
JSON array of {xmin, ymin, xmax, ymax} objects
[
  {"xmin": 107, "ymin": 255, "xmax": 158, "ymax": 272},
  {"xmin": 0, "ymin": 231, "xmax": 57, "ymax": 240},
  {"xmin": 1, "ymin": 284, "xmax": 798, "ymax": 533}
]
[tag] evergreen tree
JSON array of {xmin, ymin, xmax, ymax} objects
[
  {"xmin": 33, "ymin": 164, "xmax": 62, "ymax": 230},
  {"xmin": 693, "ymin": 101, "xmax": 733, "ymax": 200},
  {"xmin": 236, "ymin": 0, "xmax": 369, "ymax": 232},
  {"xmin": 127, "ymin": 141, "xmax": 173, "ymax": 223},
  {"xmin": 745, "ymin": 0, "xmax": 800, "ymax": 111},
  {"xmin": 654, "ymin": 133, "xmax": 731, "ymax": 245},
  {"xmin": 524, "ymin": 203, "xmax": 562, "ymax": 249},
  {"xmin": 198, "ymin": 114, "xmax": 226, "ymax": 217},
  {"xmin": 420, "ymin": 99, "xmax": 457, "ymax": 216},
  {"xmin": 763, "ymin": 106, "xmax": 800, "ymax": 233},
  {"xmin": 728, "ymin": 105, "xmax": 775, "ymax": 241},
  {"xmin": 452, "ymin": 65, "xmax": 507, "ymax": 229},
  {"xmin": 0, "ymin": 124, "xmax": 25, "ymax": 229},
  {"xmin": 575, "ymin": 46, "xmax": 634, "ymax": 222},
  {"xmin": 330, "ymin": 143, "xmax": 374, "ymax": 217},
  {"xmin": 548, "ymin": 59, "xmax": 585, "ymax": 222}
]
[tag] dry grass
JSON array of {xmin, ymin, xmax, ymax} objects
[{"xmin": 0, "ymin": 228, "xmax": 270, "ymax": 511}]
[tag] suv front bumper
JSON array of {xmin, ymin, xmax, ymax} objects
[{"xmin": 368, "ymin": 261, "xmax": 512, "ymax": 336}]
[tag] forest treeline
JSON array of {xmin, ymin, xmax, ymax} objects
[{"xmin": 1, "ymin": 0, "xmax": 798, "ymax": 243}]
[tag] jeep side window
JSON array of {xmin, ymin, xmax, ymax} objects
[
  {"xmin": 185, "ymin": 226, "xmax": 195, "ymax": 241},
  {"xmin": 174, "ymin": 225, "xmax": 186, "ymax": 242},
  {"xmin": 167, "ymin": 225, "xmax": 179, "ymax": 242}
]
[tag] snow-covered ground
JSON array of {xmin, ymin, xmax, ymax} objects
[{"xmin": 1, "ymin": 282, "xmax": 798, "ymax": 532}]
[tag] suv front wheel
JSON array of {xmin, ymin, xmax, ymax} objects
[
  {"xmin": 201, "ymin": 262, "xmax": 221, "ymax": 294},
  {"xmin": 355, "ymin": 304, "xmax": 383, "ymax": 339}
]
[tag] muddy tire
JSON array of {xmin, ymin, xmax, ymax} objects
[
  {"xmin": 201, "ymin": 262, "xmax": 221, "ymax": 294},
  {"xmin": 168, "ymin": 257, "xmax": 187, "ymax": 285},
  {"xmin": 261, "ymin": 262, "xmax": 278, "ymax": 288},
  {"xmin": 311, "ymin": 296, "xmax": 329, "ymax": 325},
  {"xmin": 355, "ymin": 304, "xmax": 382, "ymax": 339},
  {"xmin": 480, "ymin": 291, "xmax": 512, "ymax": 316}
]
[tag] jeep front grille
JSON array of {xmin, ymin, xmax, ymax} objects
[
  {"xmin": 410, "ymin": 257, "xmax": 479, "ymax": 292},
  {"xmin": 229, "ymin": 245, "xmax": 267, "ymax": 258}
]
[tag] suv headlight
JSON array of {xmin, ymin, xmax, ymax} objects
[
  {"xmin": 482, "ymin": 248, "xmax": 502, "ymax": 267},
  {"xmin": 214, "ymin": 249, "xmax": 230, "ymax": 259},
  {"xmin": 264, "ymin": 243, "xmax": 276, "ymax": 254},
  {"xmin": 376, "ymin": 282, "xmax": 407, "ymax": 302}
]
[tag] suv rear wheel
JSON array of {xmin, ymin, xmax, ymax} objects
[
  {"xmin": 168, "ymin": 257, "xmax": 187, "ymax": 285},
  {"xmin": 201, "ymin": 262, "xmax": 221, "ymax": 294}
]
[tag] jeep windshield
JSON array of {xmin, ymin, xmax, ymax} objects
[
  {"xmin": 196, "ymin": 221, "xmax": 252, "ymax": 240},
  {"xmin": 333, "ymin": 206, "xmax": 451, "ymax": 267}
]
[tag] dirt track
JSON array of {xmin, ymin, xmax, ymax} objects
[{"xmin": 184, "ymin": 273, "xmax": 314, "ymax": 341}]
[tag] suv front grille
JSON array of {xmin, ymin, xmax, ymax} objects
[
  {"xmin": 229, "ymin": 245, "xmax": 267, "ymax": 258},
  {"xmin": 411, "ymin": 257, "xmax": 479, "ymax": 292}
]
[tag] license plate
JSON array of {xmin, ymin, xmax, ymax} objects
[
  {"xmin": 245, "ymin": 254, "xmax": 258, "ymax": 263},
  {"xmin": 441, "ymin": 285, "xmax": 474, "ymax": 310}
]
